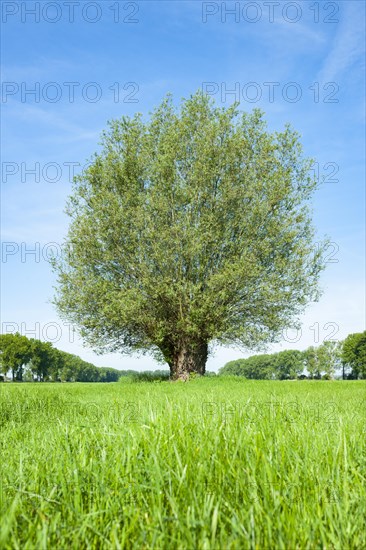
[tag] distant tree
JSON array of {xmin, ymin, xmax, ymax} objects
[
  {"xmin": 23, "ymin": 367, "xmax": 34, "ymax": 382},
  {"xmin": 219, "ymin": 359, "xmax": 246, "ymax": 376},
  {"xmin": 244, "ymin": 355, "xmax": 275, "ymax": 379},
  {"xmin": 219, "ymin": 354, "xmax": 274, "ymax": 379},
  {"xmin": 75, "ymin": 361, "xmax": 99, "ymax": 382},
  {"xmin": 0, "ymin": 334, "xmax": 123, "ymax": 383},
  {"xmin": 117, "ymin": 369, "xmax": 140, "ymax": 378},
  {"xmin": 303, "ymin": 346, "xmax": 321, "ymax": 379},
  {"xmin": 29, "ymin": 340, "xmax": 56, "ymax": 382},
  {"xmin": 100, "ymin": 367, "xmax": 122, "ymax": 382},
  {"xmin": 58, "ymin": 351, "xmax": 77, "ymax": 382},
  {"xmin": 0, "ymin": 333, "xmax": 32, "ymax": 381},
  {"xmin": 342, "ymin": 332, "xmax": 366, "ymax": 379},
  {"xmin": 53, "ymin": 93, "xmax": 327, "ymax": 380},
  {"xmin": 47, "ymin": 348, "xmax": 66, "ymax": 382},
  {"xmin": 222, "ymin": 350, "xmax": 304, "ymax": 380},
  {"xmin": 274, "ymin": 349, "xmax": 304, "ymax": 380},
  {"xmin": 317, "ymin": 340, "xmax": 342, "ymax": 379}
]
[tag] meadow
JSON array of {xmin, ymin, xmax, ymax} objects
[{"xmin": 1, "ymin": 378, "xmax": 365, "ymax": 549}]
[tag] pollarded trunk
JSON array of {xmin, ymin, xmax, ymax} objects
[{"xmin": 170, "ymin": 341, "xmax": 208, "ymax": 381}]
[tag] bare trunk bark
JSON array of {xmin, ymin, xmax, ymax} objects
[{"xmin": 170, "ymin": 341, "xmax": 208, "ymax": 381}]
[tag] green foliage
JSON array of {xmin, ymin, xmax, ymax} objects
[
  {"xmin": 274, "ymin": 349, "xmax": 304, "ymax": 380},
  {"xmin": 29, "ymin": 340, "xmax": 56, "ymax": 382},
  {"xmin": 53, "ymin": 92, "xmax": 326, "ymax": 377},
  {"xmin": 303, "ymin": 346, "xmax": 321, "ymax": 379},
  {"xmin": 342, "ymin": 331, "xmax": 366, "ymax": 379},
  {"xmin": 129, "ymin": 370, "xmax": 170, "ymax": 382},
  {"xmin": 0, "ymin": 334, "xmax": 122, "ymax": 383},
  {"xmin": 220, "ymin": 350, "xmax": 304, "ymax": 380},
  {"xmin": 219, "ymin": 354, "xmax": 274, "ymax": 379},
  {"xmin": 0, "ymin": 333, "xmax": 32, "ymax": 381},
  {"xmin": 219, "ymin": 338, "xmax": 354, "ymax": 380},
  {"xmin": 317, "ymin": 341, "xmax": 342, "ymax": 379}
]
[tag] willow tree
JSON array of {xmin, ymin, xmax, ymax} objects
[{"xmin": 53, "ymin": 93, "xmax": 326, "ymax": 380}]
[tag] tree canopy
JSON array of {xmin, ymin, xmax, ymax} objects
[
  {"xmin": 219, "ymin": 337, "xmax": 363, "ymax": 380},
  {"xmin": 342, "ymin": 331, "xmax": 366, "ymax": 379},
  {"xmin": 53, "ymin": 92, "xmax": 326, "ymax": 379},
  {"xmin": 0, "ymin": 334, "xmax": 122, "ymax": 382},
  {"xmin": 0, "ymin": 333, "xmax": 32, "ymax": 381}
]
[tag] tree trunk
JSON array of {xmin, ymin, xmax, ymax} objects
[{"xmin": 170, "ymin": 341, "xmax": 208, "ymax": 381}]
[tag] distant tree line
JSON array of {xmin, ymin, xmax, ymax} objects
[
  {"xmin": 1, "ymin": 331, "xmax": 364, "ymax": 382},
  {"xmin": 0, "ymin": 333, "xmax": 122, "ymax": 382},
  {"xmin": 219, "ymin": 332, "xmax": 366, "ymax": 380}
]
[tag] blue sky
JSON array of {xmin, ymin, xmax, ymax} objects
[{"xmin": 1, "ymin": 0, "xmax": 365, "ymax": 371}]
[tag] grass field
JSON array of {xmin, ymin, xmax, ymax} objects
[{"xmin": 1, "ymin": 378, "xmax": 365, "ymax": 549}]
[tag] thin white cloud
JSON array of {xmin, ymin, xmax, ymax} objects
[
  {"xmin": 4, "ymin": 101, "xmax": 99, "ymax": 137},
  {"xmin": 318, "ymin": 2, "xmax": 365, "ymax": 83}
]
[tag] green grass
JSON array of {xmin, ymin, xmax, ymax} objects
[{"xmin": 1, "ymin": 378, "xmax": 365, "ymax": 549}]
